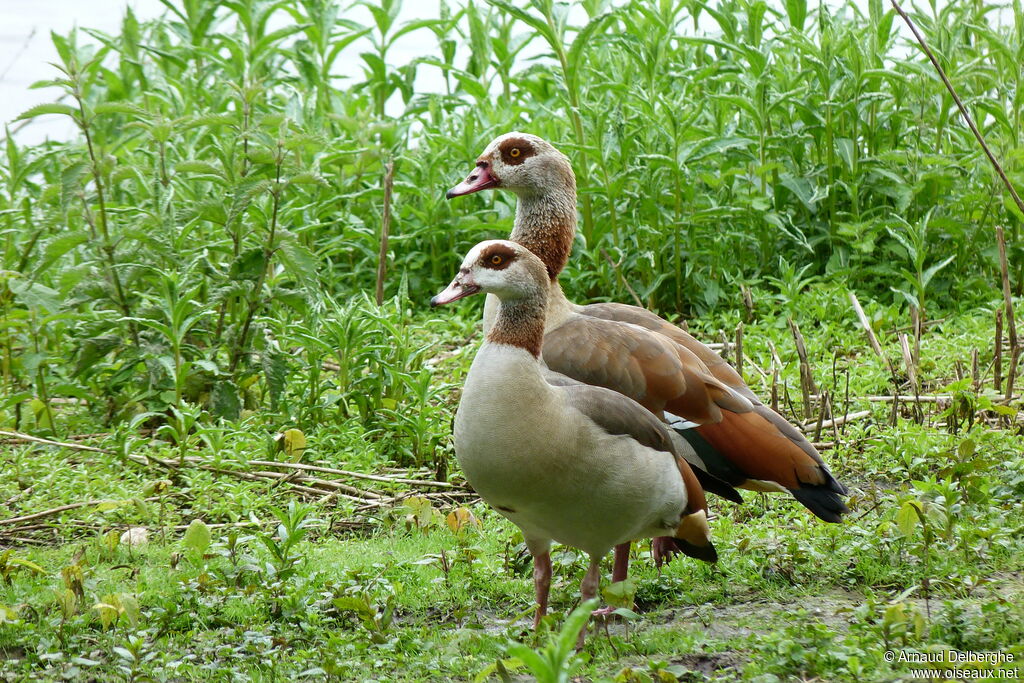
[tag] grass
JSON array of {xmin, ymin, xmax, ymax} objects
[
  {"xmin": 2, "ymin": 282, "xmax": 1023, "ymax": 680},
  {"xmin": 1, "ymin": 0, "xmax": 1023, "ymax": 679}
]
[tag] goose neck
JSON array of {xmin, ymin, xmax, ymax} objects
[{"xmin": 510, "ymin": 188, "xmax": 577, "ymax": 280}]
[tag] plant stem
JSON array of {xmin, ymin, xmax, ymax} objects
[
  {"xmin": 375, "ymin": 160, "xmax": 394, "ymax": 306},
  {"xmin": 230, "ymin": 145, "xmax": 283, "ymax": 373},
  {"xmin": 72, "ymin": 87, "xmax": 139, "ymax": 346},
  {"xmin": 542, "ymin": 6, "xmax": 594, "ymax": 244}
]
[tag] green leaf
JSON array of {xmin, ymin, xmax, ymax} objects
[
  {"xmin": 9, "ymin": 557, "xmax": 46, "ymax": 575},
  {"xmin": 117, "ymin": 593, "xmax": 140, "ymax": 626},
  {"xmin": 567, "ymin": 11, "xmax": 615, "ymax": 75},
  {"xmin": 229, "ymin": 248, "xmax": 267, "ymax": 281},
  {"xmin": 60, "ymin": 162, "xmax": 88, "ymax": 210},
  {"xmin": 15, "ymin": 103, "xmax": 77, "ymax": 121},
  {"xmin": 780, "ymin": 173, "xmax": 826, "ymax": 212},
  {"xmin": 175, "ymin": 160, "xmax": 224, "ymax": 177},
  {"xmin": 10, "ymin": 278, "xmax": 61, "ymax": 313},
  {"xmin": 486, "ymin": 0, "xmax": 556, "ymax": 46},
  {"xmin": 92, "ymin": 102, "xmax": 148, "ymax": 118},
  {"xmin": 262, "ymin": 346, "xmax": 288, "ymax": 412},
  {"xmin": 921, "ymin": 255, "xmax": 955, "ymax": 288},
  {"xmin": 277, "ymin": 234, "xmax": 318, "ymax": 293},
  {"xmin": 280, "ymin": 428, "xmax": 307, "ymax": 462},
  {"xmin": 504, "ymin": 643, "xmax": 551, "ymax": 679},
  {"xmin": 209, "ymin": 381, "xmax": 242, "ymax": 420},
  {"xmin": 601, "ymin": 577, "xmax": 637, "ymax": 609},
  {"xmin": 35, "ymin": 231, "xmax": 88, "ymax": 278},
  {"xmin": 74, "ymin": 335, "xmax": 122, "ymax": 376},
  {"xmin": 784, "ymin": 0, "xmax": 808, "ymax": 31},
  {"xmin": 183, "ymin": 519, "xmax": 211, "ymax": 555},
  {"xmin": 896, "ymin": 501, "xmax": 919, "ymax": 537}
]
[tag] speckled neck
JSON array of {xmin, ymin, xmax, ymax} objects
[
  {"xmin": 509, "ymin": 184, "xmax": 577, "ymax": 280},
  {"xmin": 486, "ymin": 296, "xmax": 547, "ymax": 358}
]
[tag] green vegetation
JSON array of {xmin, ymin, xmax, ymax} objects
[{"xmin": 1, "ymin": 0, "xmax": 1022, "ymax": 680}]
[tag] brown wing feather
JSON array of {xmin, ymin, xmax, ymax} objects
[
  {"xmin": 543, "ymin": 315, "xmax": 743, "ymax": 425},
  {"xmin": 579, "ymin": 301, "xmax": 846, "ymax": 498},
  {"xmin": 581, "ymin": 302, "xmax": 750, "ymax": 395}
]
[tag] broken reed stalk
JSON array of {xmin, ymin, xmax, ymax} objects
[
  {"xmin": 600, "ymin": 248, "xmax": 645, "ymax": 309},
  {"xmin": 0, "ymin": 429, "xmax": 175, "ymax": 470},
  {"xmin": 788, "ymin": 317, "xmax": 817, "ymax": 420},
  {"xmin": 740, "ymin": 284, "xmax": 754, "ymax": 322},
  {"xmin": 994, "ymin": 308, "xmax": 1003, "ymax": 392},
  {"xmin": 996, "ymin": 227, "xmax": 1020, "ymax": 403},
  {"xmin": 849, "ymin": 292, "xmax": 896, "ymax": 377},
  {"xmin": 766, "ymin": 338, "xmax": 783, "ymax": 413},
  {"xmin": 719, "ymin": 329, "xmax": 731, "ymax": 363},
  {"xmin": 910, "ymin": 305, "xmax": 922, "ymax": 368},
  {"xmin": 813, "ymin": 389, "xmax": 830, "ymax": 442},
  {"xmin": 891, "ymin": 1, "xmax": 1024, "ymax": 219},
  {"xmin": 900, "ymin": 333, "xmax": 923, "ymax": 423},
  {"xmin": 375, "ymin": 160, "xmax": 395, "ymax": 305},
  {"xmin": 890, "ymin": 318, "xmax": 944, "ymax": 335},
  {"xmin": 770, "ymin": 368, "xmax": 780, "ymax": 413},
  {"xmin": 971, "ymin": 348, "xmax": 980, "ymax": 393},
  {"xmin": 734, "ymin": 323, "xmax": 744, "ymax": 377}
]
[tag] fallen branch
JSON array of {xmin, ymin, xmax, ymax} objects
[
  {"xmin": 802, "ymin": 410, "xmax": 871, "ymax": 432},
  {"xmin": 0, "ymin": 430, "xmax": 110, "ymax": 454},
  {"xmin": 354, "ymin": 490, "xmax": 477, "ymax": 512},
  {"xmin": 245, "ymin": 459, "xmax": 460, "ymax": 489},
  {"xmin": 198, "ymin": 465, "xmax": 349, "ymax": 500},
  {"xmin": 817, "ymin": 394, "xmax": 950, "ymax": 403},
  {"xmin": 0, "ymin": 534, "xmax": 50, "ymax": 545},
  {"xmin": 0, "ymin": 497, "xmax": 159, "ymax": 527},
  {"xmin": 3, "ymin": 486, "xmax": 34, "ymax": 507}
]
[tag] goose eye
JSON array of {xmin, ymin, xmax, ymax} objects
[
  {"xmin": 490, "ymin": 254, "xmax": 504, "ymax": 266},
  {"xmin": 509, "ymin": 148, "xmax": 521, "ymax": 158}
]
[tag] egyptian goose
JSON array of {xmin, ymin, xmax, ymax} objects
[
  {"xmin": 430, "ymin": 239, "xmax": 716, "ymax": 642},
  {"xmin": 447, "ymin": 133, "xmax": 848, "ymax": 576}
]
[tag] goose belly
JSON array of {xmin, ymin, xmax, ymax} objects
[{"xmin": 456, "ymin": 391, "xmax": 686, "ymax": 556}]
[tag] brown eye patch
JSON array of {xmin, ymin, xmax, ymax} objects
[
  {"xmin": 498, "ymin": 137, "xmax": 536, "ymax": 166},
  {"xmin": 479, "ymin": 243, "xmax": 517, "ymax": 270}
]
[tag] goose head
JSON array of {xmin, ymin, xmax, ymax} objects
[
  {"xmin": 446, "ymin": 132, "xmax": 575, "ymax": 200},
  {"xmin": 431, "ymin": 240, "xmax": 549, "ymax": 307}
]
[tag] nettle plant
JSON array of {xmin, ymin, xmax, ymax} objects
[{"xmin": 1, "ymin": 0, "xmax": 1021, "ymax": 440}]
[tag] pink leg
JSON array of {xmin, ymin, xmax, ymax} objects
[
  {"xmin": 611, "ymin": 542, "xmax": 630, "ymax": 583},
  {"xmin": 577, "ymin": 558, "xmax": 602, "ymax": 648},
  {"xmin": 532, "ymin": 551, "xmax": 552, "ymax": 630}
]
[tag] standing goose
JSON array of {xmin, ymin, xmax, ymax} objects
[
  {"xmin": 446, "ymin": 133, "xmax": 848, "ymax": 575},
  {"xmin": 431, "ymin": 239, "xmax": 717, "ymax": 642}
]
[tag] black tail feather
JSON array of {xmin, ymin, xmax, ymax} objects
[
  {"xmin": 691, "ymin": 466, "xmax": 744, "ymax": 504},
  {"xmin": 790, "ymin": 486, "xmax": 850, "ymax": 523}
]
